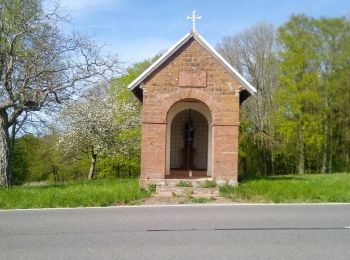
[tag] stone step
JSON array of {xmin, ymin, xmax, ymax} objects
[
  {"xmin": 164, "ymin": 178, "xmax": 213, "ymax": 187},
  {"xmin": 156, "ymin": 185, "xmax": 219, "ymax": 197}
]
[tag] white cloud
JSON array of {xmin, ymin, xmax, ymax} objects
[{"xmin": 44, "ymin": 0, "xmax": 120, "ymax": 13}]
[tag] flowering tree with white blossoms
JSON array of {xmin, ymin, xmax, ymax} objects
[{"xmin": 58, "ymin": 87, "xmax": 140, "ymax": 179}]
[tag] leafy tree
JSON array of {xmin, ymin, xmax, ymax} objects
[
  {"xmin": 276, "ymin": 15, "xmax": 323, "ymax": 175},
  {"xmin": 0, "ymin": 0, "xmax": 119, "ymax": 186},
  {"xmin": 11, "ymin": 133, "xmax": 65, "ymax": 183},
  {"xmin": 314, "ymin": 17, "xmax": 350, "ymax": 173},
  {"xmin": 11, "ymin": 135, "xmax": 37, "ymax": 184},
  {"xmin": 108, "ymin": 56, "xmax": 160, "ymax": 174},
  {"xmin": 57, "ymin": 57, "xmax": 158, "ymax": 181},
  {"xmin": 218, "ymin": 15, "xmax": 349, "ymax": 176},
  {"xmin": 275, "ymin": 15, "xmax": 350, "ymax": 175}
]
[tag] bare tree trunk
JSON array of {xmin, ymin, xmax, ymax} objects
[
  {"xmin": 299, "ymin": 147, "xmax": 305, "ymax": 175},
  {"xmin": 299, "ymin": 125, "xmax": 305, "ymax": 175},
  {"xmin": 270, "ymin": 151, "xmax": 275, "ymax": 176},
  {"xmin": 328, "ymin": 111, "xmax": 333, "ymax": 173},
  {"xmin": 0, "ymin": 111, "xmax": 11, "ymax": 187},
  {"xmin": 264, "ymin": 150, "xmax": 272, "ymax": 176},
  {"xmin": 321, "ymin": 119, "xmax": 328, "ymax": 174},
  {"xmin": 345, "ymin": 117, "xmax": 349, "ymax": 173},
  {"xmin": 88, "ymin": 147, "xmax": 97, "ymax": 180},
  {"xmin": 261, "ymin": 152, "xmax": 267, "ymax": 176},
  {"xmin": 284, "ymin": 156, "xmax": 288, "ymax": 174},
  {"xmin": 345, "ymin": 152, "xmax": 349, "ymax": 173},
  {"xmin": 10, "ymin": 119, "xmax": 16, "ymax": 153},
  {"xmin": 242, "ymin": 157, "xmax": 248, "ymax": 175}
]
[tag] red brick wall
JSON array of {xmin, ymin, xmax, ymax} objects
[
  {"xmin": 141, "ymin": 38, "xmax": 241, "ymax": 183},
  {"xmin": 140, "ymin": 123, "xmax": 166, "ymax": 179},
  {"xmin": 212, "ymin": 125, "xmax": 239, "ymax": 180}
]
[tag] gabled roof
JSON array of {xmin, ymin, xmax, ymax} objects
[{"xmin": 128, "ymin": 30, "xmax": 257, "ymax": 99}]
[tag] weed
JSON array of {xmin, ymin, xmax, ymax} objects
[
  {"xmin": 187, "ymin": 197, "xmax": 216, "ymax": 203},
  {"xmin": 175, "ymin": 181, "xmax": 193, "ymax": 187},
  {"xmin": 147, "ymin": 183, "xmax": 157, "ymax": 193},
  {"xmin": 199, "ymin": 180, "xmax": 217, "ymax": 188}
]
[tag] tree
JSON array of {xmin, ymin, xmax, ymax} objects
[
  {"xmin": 276, "ymin": 15, "xmax": 322, "ymax": 175},
  {"xmin": 58, "ymin": 86, "xmax": 117, "ymax": 179},
  {"xmin": 109, "ymin": 55, "xmax": 160, "ymax": 158},
  {"xmin": 217, "ymin": 23, "xmax": 277, "ymax": 176},
  {"xmin": 107, "ymin": 56, "xmax": 160, "ymax": 174},
  {"xmin": 58, "ymin": 57, "xmax": 158, "ymax": 180},
  {"xmin": 12, "ymin": 133, "xmax": 62, "ymax": 183},
  {"xmin": 0, "ymin": 0, "xmax": 119, "ymax": 186},
  {"xmin": 314, "ymin": 17, "xmax": 350, "ymax": 173}
]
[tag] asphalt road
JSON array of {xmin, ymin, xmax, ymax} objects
[{"xmin": 1, "ymin": 204, "xmax": 350, "ymax": 260}]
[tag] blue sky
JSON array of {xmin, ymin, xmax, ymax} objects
[{"xmin": 46, "ymin": 0, "xmax": 349, "ymax": 64}]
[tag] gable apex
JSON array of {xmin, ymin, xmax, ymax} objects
[{"xmin": 128, "ymin": 30, "xmax": 257, "ymax": 98}]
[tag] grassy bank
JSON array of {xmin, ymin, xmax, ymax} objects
[
  {"xmin": 0, "ymin": 179, "xmax": 151, "ymax": 209},
  {"xmin": 220, "ymin": 173, "xmax": 350, "ymax": 203}
]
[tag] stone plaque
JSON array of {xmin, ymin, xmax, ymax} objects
[{"xmin": 178, "ymin": 71, "xmax": 207, "ymax": 87}]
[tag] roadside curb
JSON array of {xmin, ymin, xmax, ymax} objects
[{"xmin": 1, "ymin": 202, "xmax": 350, "ymax": 211}]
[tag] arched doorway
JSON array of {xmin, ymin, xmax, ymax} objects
[{"xmin": 166, "ymin": 100, "xmax": 212, "ymax": 178}]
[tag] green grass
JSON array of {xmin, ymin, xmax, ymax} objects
[
  {"xmin": 220, "ymin": 173, "xmax": 350, "ymax": 203},
  {"xmin": 0, "ymin": 179, "xmax": 151, "ymax": 209}
]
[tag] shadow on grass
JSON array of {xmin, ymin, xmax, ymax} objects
[
  {"xmin": 9, "ymin": 178, "xmax": 138, "ymax": 190},
  {"xmin": 238, "ymin": 174, "xmax": 308, "ymax": 183}
]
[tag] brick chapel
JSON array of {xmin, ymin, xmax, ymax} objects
[{"xmin": 128, "ymin": 24, "xmax": 256, "ymax": 186}]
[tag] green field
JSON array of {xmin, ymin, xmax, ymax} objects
[
  {"xmin": 0, "ymin": 179, "xmax": 151, "ymax": 209},
  {"xmin": 220, "ymin": 173, "xmax": 350, "ymax": 203}
]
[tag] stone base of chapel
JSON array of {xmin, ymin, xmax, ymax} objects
[{"xmin": 139, "ymin": 177, "xmax": 238, "ymax": 188}]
